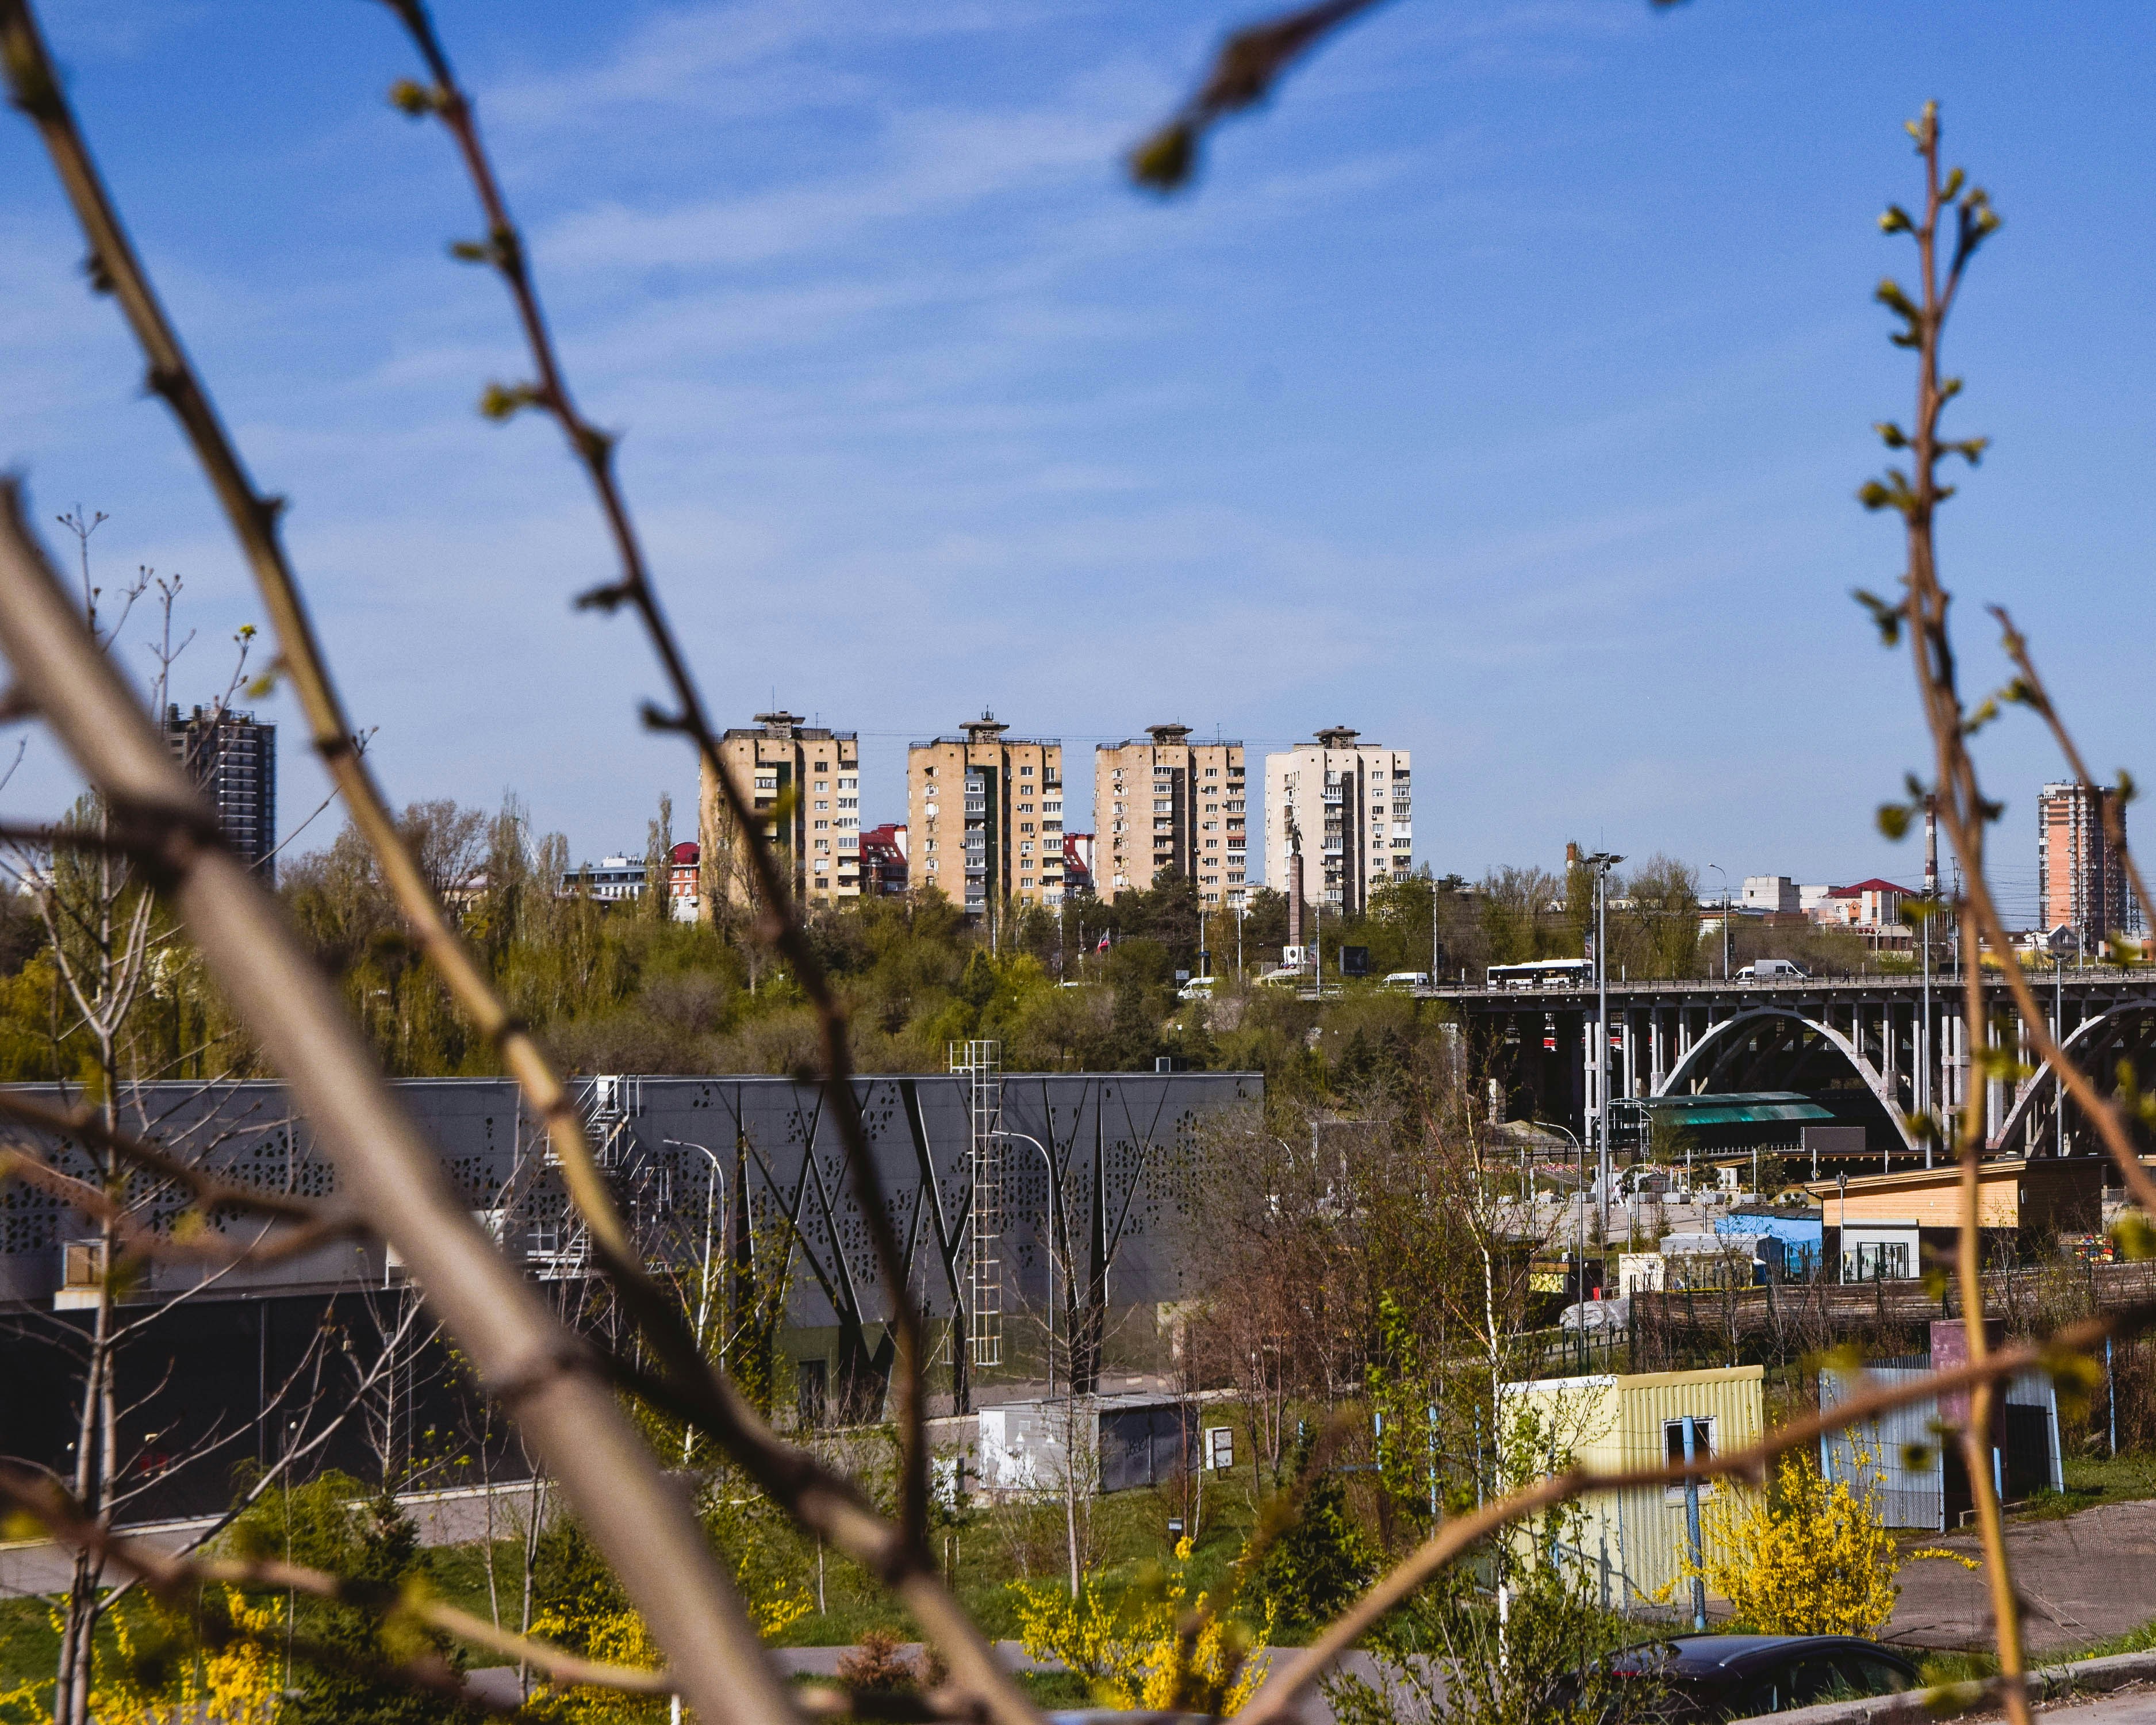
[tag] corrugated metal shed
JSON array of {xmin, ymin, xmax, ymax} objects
[
  {"xmin": 1505, "ymin": 1365, "xmax": 1764, "ymax": 1607},
  {"xmin": 1820, "ymin": 1365, "xmax": 2060, "ymax": 1531}
]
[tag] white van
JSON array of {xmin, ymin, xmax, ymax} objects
[
  {"xmin": 1176, "ymin": 976, "xmax": 1217, "ymax": 1000},
  {"xmin": 1737, "ymin": 958, "xmax": 1810, "ymax": 982},
  {"xmin": 1383, "ymin": 971, "xmax": 1432, "ymax": 990}
]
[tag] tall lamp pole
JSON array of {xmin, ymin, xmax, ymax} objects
[
  {"xmin": 1709, "ymin": 863, "xmax": 1730, "ymax": 980},
  {"xmin": 1582, "ymin": 851, "xmax": 1625, "ymax": 1236}
]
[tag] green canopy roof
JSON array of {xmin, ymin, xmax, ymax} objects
[{"xmin": 1629, "ymin": 1091, "xmax": 1836, "ymax": 1126}]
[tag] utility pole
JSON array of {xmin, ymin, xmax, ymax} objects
[
  {"xmin": 1709, "ymin": 863, "xmax": 1730, "ymax": 980},
  {"xmin": 1923, "ymin": 795, "xmax": 1938, "ymax": 1155},
  {"xmin": 1580, "ymin": 850, "xmax": 1624, "ymax": 1234},
  {"xmin": 1430, "ymin": 872, "xmax": 1440, "ymax": 984}
]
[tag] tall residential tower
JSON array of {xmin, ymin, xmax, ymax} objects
[
  {"xmin": 907, "ymin": 714, "xmax": 1065, "ymax": 918},
  {"xmin": 698, "ymin": 711, "xmax": 861, "ymax": 916},
  {"xmin": 1093, "ymin": 724, "xmax": 1245, "ymax": 904},
  {"xmin": 1263, "ymin": 728, "xmax": 1411, "ymax": 926},
  {"xmin": 166, "ymin": 705, "xmax": 277, "ymax": 881},
  {"xmin": 2038, "ymin": 780, "xmax": 2131, "ymax": 944}
]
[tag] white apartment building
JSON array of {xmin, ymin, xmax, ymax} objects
[
  {"xmin": 1741, "ymin": 875, "xmax": 1799, "ymax": 913},
  {"xmin": 1261, "ymin": 727, "xmax": 1412, "ymax": 922}
]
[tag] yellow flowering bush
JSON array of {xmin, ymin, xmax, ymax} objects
[
  {"xmin": 86, "ymin": 1587, "xmax": 285, "ymax": 1725},
  {"xmin": 1012, "ymin": 1538, "xmax": 1273, "ymax": 1716},
  {"xmin": 1686, "ymin": 1448, "xmax": 1899, "ymax": 1636},
  {"xmin": 532, "ymin": 1538, "xmax": 810, "ymax": 1721}
]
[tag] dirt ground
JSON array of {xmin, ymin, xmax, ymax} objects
[{"xmin": 1888, "ymin": 1498, "xmax": 2156, "ymax": 1655}]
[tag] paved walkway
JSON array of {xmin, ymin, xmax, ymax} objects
[
  {"xmin": 0, "ymin": 1482, "xmax": 543, "ymax": 1598},
  {"xmin": 2040, "ymin": 1689, "xmax": 2156, "ymax": 1725},
  {"xmin": 463, "ymin": 1644, "xmax": 1380, "ymax": 1720},
  {"xmin": 1889, "ymin": 1500, "xmax": 2156, "ymax": 1655}
]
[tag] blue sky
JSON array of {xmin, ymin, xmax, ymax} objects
[{"xmin": 4, "ymin": 1, "xmax": 2153, "ymax": 922}]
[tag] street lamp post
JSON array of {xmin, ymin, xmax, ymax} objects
[
  {"xmin": 1709, "ymin": 864, "xmax": 1730, "ymax": 981},
  {"xmin": 1582, "ymin": 852, "xmax": 1625, "ymax": 1235},
  {"xmin": 1530, "ymin": 1117, "xmax": 1589, "ymax": 1304}
]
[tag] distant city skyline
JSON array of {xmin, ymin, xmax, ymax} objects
[{"xmin": 5, "ymin": 3, "xmax": 2152, "ymax": 918}]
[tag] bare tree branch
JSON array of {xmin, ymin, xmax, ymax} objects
[
  {"xmin": 1128, "ymin": 0, "xmax": 1385, "ymax": 190},
  {"xmin": 0, "ymin": 481, "xmax": 803, "ymax": 1725},
  {"xmin": 0, "ymin": 1146, "xmax": 358, "ymax": 1267},
  {"xmin": 1863, "ymin": 99, "xmax": 2020, "ymax": 1725},
  {"xmin": 0, "ymin": 1090, "xmax": 324, "ymax": 1222},
  {"xmin": 0, "ymin": 0, "xmax": 628, "ymax": 1275},
  {"xmin": 1990, "ymin": 606, "xmax": 2156, "ymax": 948},
  {"xmin": 0, "ymin": 1458, "xmax": 676, "ymax": 1702},
  {"xmin": 374, "ymin": 0, "xmax": 935, "ymax": 1548},
  {"xmin": 1239, "ymin": 1297, "xmax": 2143, "ymax": 1724}
]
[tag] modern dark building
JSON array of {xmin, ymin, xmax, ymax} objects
[
  {"xmin": 166, "ymin": 704, "xmax": 276, "ymax": 881},
  {"xmin": 0, "ymin": 1069, "xmax": 1257, "ymax": 1519}
]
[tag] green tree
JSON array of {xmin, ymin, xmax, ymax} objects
[
  {"xmin": 1248, "ymin": 1432, "xmax": 1376, "ymax": 1631},
  {"xmin": 228, "ymin": 1477, "xmax": 456, "ymax": 1725}
]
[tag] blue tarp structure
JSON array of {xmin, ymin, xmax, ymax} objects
[{"xmin": 1716, "ymin": 1207, "xmax": 1824, "ymax": 1272}]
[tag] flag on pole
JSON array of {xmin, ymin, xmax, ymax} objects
[{"xmin": 1095, "ymin": 931, "xmax": 1111, "ymax": 953}]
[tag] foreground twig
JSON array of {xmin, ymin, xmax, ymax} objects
[
  {"xmin": 0, "ymin": 1148, "xmax": 358, "ymax": 1267},
  {"xmin": 375, "ymin": 0, "xmax": 953, "ymax": 1672},
  {"xmin": 1956, "ymin": 906, "xmax": 2028, "ymax": 1719},
  {"xmin": 1, "ymin": 9, "xmax": 1007, "ymax": 1713},
  {"xmin": 0, "ymin": 0, "xmax": 627, "ymax": 1275},
  {"xmin": 1128, "ymin": 0, "xmax": 1385, "ymax": 190},
  {"xmin": 1862, "ymin": 100, "xmax": 2024, "ymax": 1724},
  {"xmin": 0, "ymin": 1459, "xmax": 671, "ymax": 1701},
  {"xmin": 0, "ymin": 1090, "xmax": 325, "ymax": 1222},
  {"xmin": 1237, "ymin": 1300, "xmax": 2143, "ymax": 1725},
  {"xmin": 1127, "ymin": 0, "xmax": 1694, "ymax": 191},
  {"xmin": 1992, "ymin": 608, "xmax": 2156, "ymax": 955},
  {"xmin": 0, "ymin": 484, "xmax": 803, "ymax": 1725}
]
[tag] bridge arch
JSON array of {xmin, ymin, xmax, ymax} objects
[
  {"xmin": 1993, "ymin": 1002, "xmax": 2156, "ymax": 1159},
  {"xmin": 1655, "ymin": 1006, "xmax": 1916, "ymax": 1153}
]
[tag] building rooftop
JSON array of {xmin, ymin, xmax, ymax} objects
[
  {"xmin": 1825, "ymin": 877, "xmax": 1919, "ymax": 898},
  {"xmin": 911, "ymin": 711, "xmax": 1058, "ymax": 749},
  {"xmin": 722, "ymin": 710, "xmax": 856, "ymax": 742}
]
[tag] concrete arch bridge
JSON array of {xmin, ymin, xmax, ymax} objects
[{"xmin": 1434, "ymin": 970, "xmax": 2156, "ymax": 1164}]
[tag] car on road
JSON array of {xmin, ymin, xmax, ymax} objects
[
  {"xmin": 1735, "ymin": 959, "xmax": 1810, "ymax": 982},
  {"xmin": 1383, "ymin": 970, "xmax": 1432, "ymax": 989},
  {"xmin": 1599, "ymin": 1634, "xmax": 1921, "ymax": 1722}
]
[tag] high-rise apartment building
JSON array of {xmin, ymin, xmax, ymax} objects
[
  {"xmin": 1093, "ymin": 725, "xmax": 1246, "ymax": 905},
  {"xmin": 907, "ymin": 714, "xmax": 1064, "ymax": 917},
  {"xmin": 697, "ymin": 711, "xmax": 861, "ymax": 916},
  {"xmin": 2039, "ymin": 780, "xmax": 2131, "ymax": 942},
  {"xmin": 1263, "ymin": 728, "xmax": 1411, "ymax": 926},
  {"xmin": 166, "ymin": 705, "xmax": 276, "ymax": 881}
]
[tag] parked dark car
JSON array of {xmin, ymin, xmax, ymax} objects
[{"xmin": 1602, "ymin": 1634, "xmax": 1921, "ymax": 1721}]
